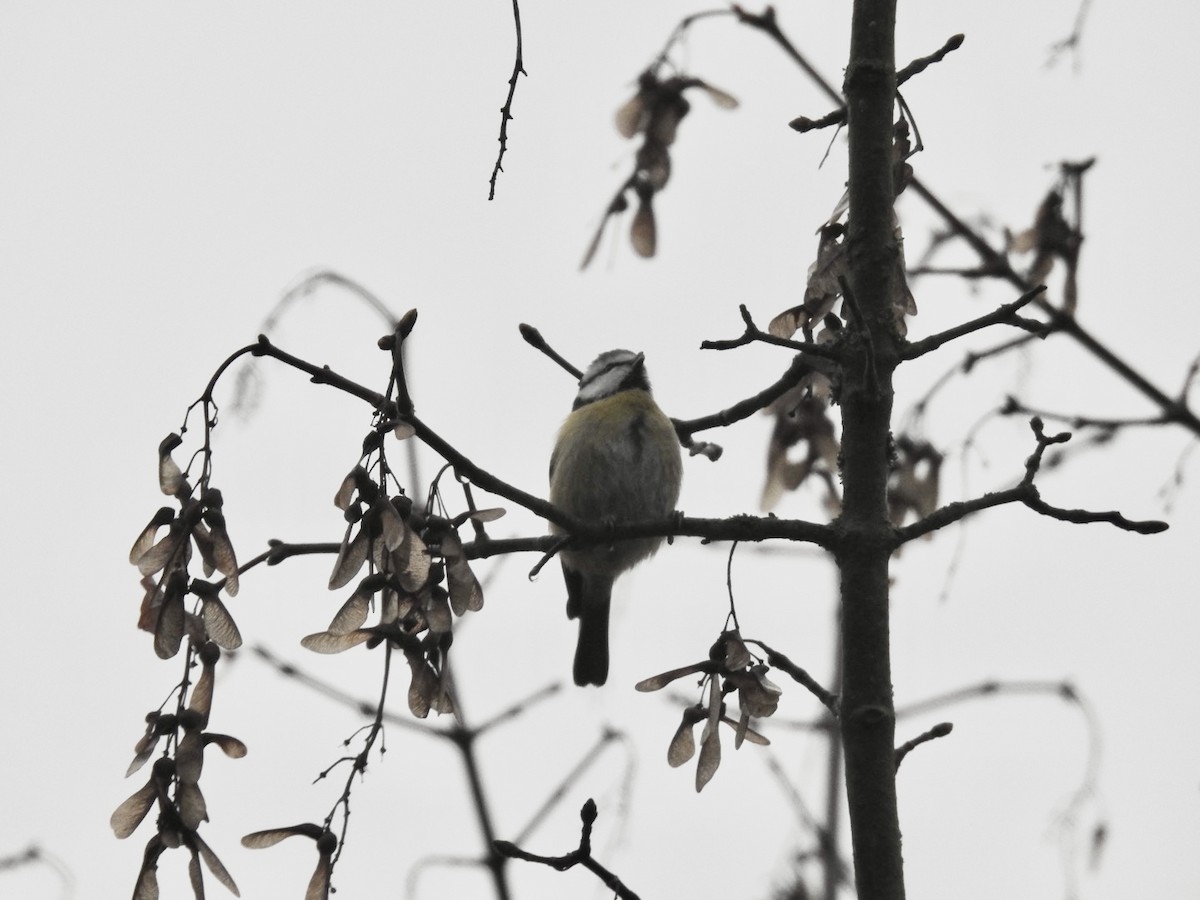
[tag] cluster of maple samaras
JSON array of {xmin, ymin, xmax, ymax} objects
[
  {"xmin": 111, "ymin": 641, "xmax": 245, "ymax": 899},
  {"xmin": 636, "ymin": 630, "xmax": 780, "ymax": 792},
  {"xmin": 131, "ymin": 433, "xmax": 244, "ymax": 659},
  {"xmin": 116, "ymin": 433, "xmax": 248, "ymax": 898},
  {"xmin": 759, "ymin": 119, "xmax": 941, "ymax": 518},
  {"xmin": 299, "ymin": 465, "xmax": 501, "ymax": 718},
  {"xmin": 582, "ymin": 69, "xmax": 738, "ymax": 268}
]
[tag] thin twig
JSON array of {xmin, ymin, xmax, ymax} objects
[
  {"xmin": 495, "ymin": 800, "xmax": 642, "ymax": 900},
  {"xmin": 700, "ymin": 303, "xmax": 842, "ymax": 358},
  {"xmin": 895, "ymin": 418, "xmax": 1168, "ymax": 542},
  {"xmin": 488, "ymin": 0, "xmax": 527, "ymax": 200},
  {"xmin": 789, "ymin": 32, "xmax": 965, "ymax": 133},
  {"xmin": 746, "ymin": 640, "xmax": 839, "ymax": 714},
  {"xmin": 901, "ymin": 286, "xmax": 1048, "ymax": 360},
  {"xmin": 893, "ymin": 722, "xmax": 952, "ymax": 771},
  {"xmin": 674, "ymin": 353, "xmax": 816, "ymax": 437}
]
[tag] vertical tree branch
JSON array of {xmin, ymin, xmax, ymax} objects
[
  {"xmin": 836, "ymin": 2, "xmax": 906, "ymax": 899},
  {"xmin": 821, "ymin": 633, "xmax": 845, "ymax": 900}
]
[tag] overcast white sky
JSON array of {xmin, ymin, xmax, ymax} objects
[{"xmin": 2, "ymin": 2, "xmax": 1198, "ymax": 898}]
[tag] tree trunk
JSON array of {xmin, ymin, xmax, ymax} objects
[{"xmin": 836, "ymin": 1, "xmax": 905, "ymax": 899}]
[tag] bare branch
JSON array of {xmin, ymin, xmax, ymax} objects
[
  {"xmin": 901, "ymin": 286, "xmax": 1048, "ymax": 360},
  {"xmin": 897, "ymin": 418, "xmax": 1168, "ymax": 542},
  {"xmin": 700, "ymin": 303, "xmax": 842, "ymax": 358},
  {"xmin": 488, "ymin": 0, "xmax": 527, "ymax": 200},
  {"xmin": 518, "ymin": 322, "xmax": 583, "ymax": 379},
  {"xmin": 1046, "ymin": 0, "xmax": 1094, "ymax": 68},
  {"xmin": 893, "ymin": 722, "xmax": 952, "ymax": 771},
  {"xmin": 675, "ymin": 354, "xmax": 817, "ymax": 437},
  {"xmin": 495, "ymin": 800, "xmax": 642, "ymax": 900},
  {"xmin": 746, "ymin": 640, "xmax": 839, "ymax": 714},
  {"xmin": 1001, "ymin": 395, "xmax": 1171, "ymax": 431},
  {"xmin": 788, "ymin": 31, "xmax": 965, "ymax": 133}
]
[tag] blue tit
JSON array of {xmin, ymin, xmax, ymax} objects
[{"xmin": 549, "ymin": 349, "xmax": 683, "ymax": 686}]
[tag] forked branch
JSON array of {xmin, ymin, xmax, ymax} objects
[
  {"xmin": 494, "ymin": 800, "xmax": 641, "ymax": 900},
  {"xmin": 896, "ymin": 418, "xmax": 1168, "ymax": 543}
]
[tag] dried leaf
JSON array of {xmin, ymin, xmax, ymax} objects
[
  {"xmin": 203, "ymin": 515, "xmax": 239, "ymax": 597},
  {"xmin": 328, "ymin": 525, "xmax": 369, "ymax": 590},
  {"xmin": 188, "ymin": 850, "xmax": 205, "ymax": 900},
  {"xmin": 176, "ymin": 728, "xmax": 205, "ymax": 785},
  {"xmin": 137, "ymin": 524, "xmax": 186, "ymax": 577},
  {"xmin": 328, "ymin": 591, "xmax": 371, "ymax": 635},
  {"xmin": 615, "ymin": 92, "xmax": 648, "ymax": 139},
  {"xmin": 406, "ymin": 655, "xmax": 437, "ymax": 718},
  {"xmin": 423, "ymin": 587, "xmax": 452, "ymax": 634},
  {"xmin": 734, "ymin": 709, "xmax": 750, "ymax": 749},
  {"xmin": 130, "ymin": 508, "xmax": 175, "ymax": 565},
  {"xmin": 668, "ymin": 706, "xmax": 705, "ymax": 767},
  {"xmin": 377, "ymin": 499, "xmax": 407, "ymax": 551},
  {"xmin": 441, "ymin": 531, "xmax": 483, "ymax": 615},
  {"xmin": 801, "ymin": 225, "xmax": 847, "ymax": 329},
  {"xmin": 191, "ymin": 832, "xmax": 239, "ymax": 897},
  {"xmin": 394, "ymin": 527, "xmax": 431, "ymax": 593},
  {"xmin": 889, "ymin": 438, "xmax": 942, "ymax": 527},
  {"xmin": 111, "ymin": 779, "xmax": 158, "ymax": 839},
  {"xmin": 306, "ymin": 852, "xmax": 332, "ymax": 900},
  {"xmin": 178, "ymin": 780, "xmax": 207, "ymax": 829},
  {"xmin": 630, "ymin": 193, "xmax": 657, "ymax": 258},
  {"xmin": 767, "ymin": 305, "xmax": 807, "ymax": 341},
  {"xmin": 333, "ymin": 468, "xmax": 364, "ymax": 511},
  {"xmin": 134, "ymin": 864, "xmax": 161, "ymax": 900},
  {"xmin": 446, "ymin": 558, "xmax": 483, "ymax": 615},
  {"xmin": 133, "ymin": 838, "xmax": 165, "ymax": 900},
  {"xmin": 154, "ymin": 575, "xmax": 187, "ymax": 660},
  {"xmin": 241, "ymin": 824, "xmax": 323, "ymax": 849},
  {"xmin": 720, "ymin": 631, "xmax": 751, "ymax": 670},
  {"xmin": 824, "ymin": 188, "xmax": 850, "ymax": 229},
  {"xmin": 159, "ymin": 434, "xmax": 187, "ymax": 496},
  {"xmin": 126, "ymin": 735, "xmax": 159, "ymax": 778},
  {"xmin": 695, "ymin": 724, "xmax": 721, "ymax": 792},
  {"xmin": 300, "ymin": 630, "xmax": 373, "ymax": 654},
  {"xmin": 307, "ymin": 832, "xmax": 338, "ymax": 900},
  {"xmin": 203, "ymin": 734, "xmax": 248, "ymax": 759},
  {"xmin": 201, "ymin": 598, "xmax": 242, "ymax": 650},
  {"xmin": 722, "ymin": 714, "xmax": 770, "ymax": 746},
  {"xmin": 695, "ymin": 678, "xmax": 724, "ymax": 791},
  {"xmin": 464, "ymin": 507, "xmax": 506, "ymax": 524},
  {"xmin": 695, "ymin": 80, "xmax": 739, "ymax": 109},
  {"xmin": 727, "ymin": 665, "xmax": 782, "ymax": 718},
  {"xmin": 634, "ymin": 661, "xmax": 710, "ymax": 692}
]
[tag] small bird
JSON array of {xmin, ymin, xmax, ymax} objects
[{"xmin": 549, "ymin": 349, "xmax": 683, "ymax": 686}]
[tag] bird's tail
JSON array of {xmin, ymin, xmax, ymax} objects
[{"xmin": 573, "ymin": 576, "xmax": 612, "ymax": 687}]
